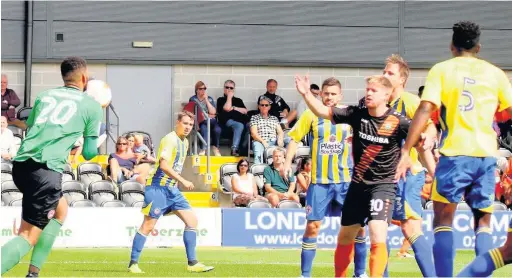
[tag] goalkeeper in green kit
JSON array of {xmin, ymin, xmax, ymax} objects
[{"xmin": 1, "ymin": 57, "xmax": 104, "ymax": 277}]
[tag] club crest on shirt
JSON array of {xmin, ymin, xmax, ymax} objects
[
  {"xmin": 329, "ymin": 134, "xmax": 336, "ymax": 142},
  {"xmin": 384, "ymin": 123, "xmax": 392, "ymax": 130},
  {"xmin": 305, "ymin": 205, "xmax": 312, "ymax": 215}
]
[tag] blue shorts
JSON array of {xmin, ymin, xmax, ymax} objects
[
  {"xmin": 305, "ymin": 182, "xmax": 350, "ymax": 221},
  {"xmin": 141, "ymin": 185, "xmax": 191, "ymax": 218},
  {"xmin": 393, "ymin": 170, "xmax": 425, "ymax": 221},
  {"xmin": 432, "ymin": 156, "xmax": 496, "ymax": 212}
]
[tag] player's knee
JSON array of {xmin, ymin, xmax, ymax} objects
[
  {"xmin": 357, "ymin": 227, "xmax": 366, "ymax": 237},
  {"xmin": 54, "ymin": 198, "xmax": 69, "ymax": 223},
  {"xmin": 304, "ymin": 221, "xmax": 321, "ymax": 237},
  {"xmin": 473, "ymin": 210, "xmax": 492, "ymax": 229},
  {"xmin": 400, "ymin": 219, "xmax": 421, "ymax": 237}
]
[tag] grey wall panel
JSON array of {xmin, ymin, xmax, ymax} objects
[
  {"xmin": 1, "ymin": 21, "xmax": 25, "ymax": 58},
  {"xmin": 405, "ymin": 2, "xmax": 512, "ymax": 29},
  {"xmin": 47, "ymin": 1, "xmax": 399, "ymax": 27},
  {"xmin": 33, "ymin": 2, "xmax": 48, "ymax": 21},
  {"xmin": 1, "ymin": 1, "xmax": 25, "ymax": 20},
  {"xmin": 33, "ymin": 22, "xmax": 48, "ymax": 59},
  {"xmin": 50, "ymin": 22, "xmax": 398, "ymax": 64},
  {"xmin": 404, "ymin": 28, "xmax": 512, "ymax": 66}
]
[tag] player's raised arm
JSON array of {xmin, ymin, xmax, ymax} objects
[
  {"xmin": 295, "ymin": 75, "xmax": 332, "ymax": 121},
  {"xmin": 82, "ymin": 103, "xmax": 103, "ymax": 160}
]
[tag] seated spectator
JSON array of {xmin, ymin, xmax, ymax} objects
[
  {"xmin": 294, "ymin": 84, "xmax": 321, "ymax": 120},
  {"xmin": 107, "ymin": 136, "xmax": 146, "ymax": 184},
  {"xmin": 250, "ymin": 96, "xmax": 288, "ymax": 164},
  {"xmin": 259, "ymin": 79, "xmax": 295, "ymax": 127},
  {"xmin": 263, "ymin": 148, "xmax": 300, "ymax": 207},
  {"xmin": 1, "ymin": 74, "xmax": 25, "ymax": 130},
  {"xmin": 295, "ymin": 157, "xmax": 311, "ymax": 206},
  {"xmin": 231, "ymin": 158, "xmax": 266, "ymax": 207},
  {"xmin": 133, "ymin": 133, "xmax": 156, "ymax": 164},
  {"xmin": 189, "ymin": 81, "xmax": 221, "ymax": 156},
  {"xmin": 216, "ymin": 80, "xmax": 250, "ymax": 156},
  {"xmin": 0, "ymin": 116, "xmax": 17, "ymax": 163}
]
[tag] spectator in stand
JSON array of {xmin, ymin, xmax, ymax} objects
[
  {"xmin": 250, "ymin": 96, "xmax": 287, "ymax": 164},
  {"xmin": 133, "ymin": 133, "xmax": 156, "ymax": 164},
  {"xmin": 107, "ymin": 136, "xmax": 146, "ymax": 185},
  {"xmin": 259, "ymin": 79, "xmax": 297, "ymax": 128},
  {"xmin": 263, "ymin": 148, "xmax": 300, "ymax": 207},
  {"xmin": 1, "ymin": 116, "xmax": 17, "ymax": 163},
  {"xmin": 189, "ymin": 81, "xmax": 222, "ymax": 156},
  {"xmin": 1, "ymin": 74, "xmax": 25, "ymax": 130},
  {"xmin": 231, "ymin": 158, "xmax": 266, "ymax": 207},
  {"xmin": 295, "ymin": 157, "xmax": 312, "ymax": 206},
  {"xmin": 216, "ymin": 80, "xmax": 250, "ymax": 156},
  {"xmin": 126, "ymin": 133, "xmax": 135, "ymax": 156}
]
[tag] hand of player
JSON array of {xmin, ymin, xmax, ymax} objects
[
  {"xmin": 182, "ymin": 180, "xmax": 195, "ymax": 190},
  {"xmin": 295, "ymin": 75, "xmax": 311, "ymax": 96},
  {"xmin": 280, "ymin": 164, "xmax": 293, "ymax": 181},
  {"xmin": 277, "ymin": 139, "xmax": 284, "ymax": 147},
  {"xmin": 394, "ymin": 149, "xmax": 412, "ymax": 182},
  {"xmin": 503, "ymin": 181, "xmax": 512, "ymax": 206}
]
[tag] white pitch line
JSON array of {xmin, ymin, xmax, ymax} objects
[{"xmin": 19, "ymin": 261, "xmax": 470, "ymax": 266}]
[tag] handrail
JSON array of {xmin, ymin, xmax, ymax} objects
[
  {"xmin": 105, "ymin": 103, "xmax": 120, "ymax": 153},
  {"xmin": 190, "ymin": 98, "xmax": 211, "ymax": 175}
]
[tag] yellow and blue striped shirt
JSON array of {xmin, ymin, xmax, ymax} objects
[
  {"xmin": 146, "ymin": 131, "xmax": 188, "ymax": 187},
  {"xmin": 288, "ymin": 108, "xmax": 353, "ymax": 184}
]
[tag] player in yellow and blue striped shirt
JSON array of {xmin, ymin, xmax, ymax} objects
[
  {"xmin": 284, "ymin": 77, "xmax": 367, "ymax": 278},
  {"xmin": 397, "ymin": 21, "xmax": 512, "ymax": 277},
  {"xmin": 128, "ymin": 111, "xmax": 214, "ymax": 274}
]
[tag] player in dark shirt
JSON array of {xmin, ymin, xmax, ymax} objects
[{"xmin": 295, "ymin": 74, "xmax": 433, "ymax": 277}]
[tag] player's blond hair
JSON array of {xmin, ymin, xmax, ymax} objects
[
  {"xmin": 178, "ymin": 110, "xmax": 195, "ymax": 122},
  {"xmin": 385, "ymin": 54, "xmax": 410, "ymax": 83},
  {"xmin": 366, "ymin": 75, "xmax": 393, "ymax": 90}
]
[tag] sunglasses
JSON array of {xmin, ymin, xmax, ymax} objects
[
  {"xmin": 259, "ymin": 104, "xmax": 270, "ymax": 107},
  {"xmin": 197, "ymin": 87, "xmax": 207, "ymax": 91},
  {"xmin": 225, "ymin": 86, "xmax": 234, "ymax": 90}
]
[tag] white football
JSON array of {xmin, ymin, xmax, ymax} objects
[{"xmin": 85, "ymin": 79, "xmax": 112, "ymax": 108}]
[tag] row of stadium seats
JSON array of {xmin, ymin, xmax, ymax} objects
[
  {"xmin": 1, "ymin": 179, "xmax": 145, "ymax": 208},
  {"xmin": 263, "ymin": 145, "xmax": 310, "ymax": 165}
]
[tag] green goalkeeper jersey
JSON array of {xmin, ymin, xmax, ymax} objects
[{"xmin": 14, "ymin": 86, "xmax": 103, "ymax": 172}]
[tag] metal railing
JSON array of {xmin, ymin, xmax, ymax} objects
[
  {"xmin": 190, "ymin": 99, "xmax": 211, "ymax": 174},
  {"xmin": 105, "ymin": 103, "xmax": 120, "ymax": 153}
]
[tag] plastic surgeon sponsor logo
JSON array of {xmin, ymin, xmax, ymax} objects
[
  {"xmin": 244, "ymin": 211, "xmax": 340, "ymax": 230},
  {"xmin": 359, "ymin": 131, "xmax": 389, "ymax": 144},
  {"xmin": 2, "ymin": 219, "xmax": 72, "ymax": 237},
  {"xmin": 126, "ymin": 227, "xmax": 209, "ymax": 237}
]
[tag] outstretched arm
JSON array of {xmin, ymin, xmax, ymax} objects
[{"xmin": 295, "ymin": 75, "xmax": 332, "ymax": 121}]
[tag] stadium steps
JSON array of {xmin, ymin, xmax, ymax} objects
[
  {"xmin": 181, "ymin": 155, "xmax": 244, "ymax": 192},
  {"xmin": 182, "ymin": 192, "xmax": 219, "ymax": 208}
]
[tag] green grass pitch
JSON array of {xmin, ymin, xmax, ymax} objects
[{"xmin": 3, "ymin": 247, "xmax": 511, "ymax": 277}]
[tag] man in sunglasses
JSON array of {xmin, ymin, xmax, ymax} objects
[{"xmin": 216, "ymin": 80, "xmax": 250, "ymax": 156}]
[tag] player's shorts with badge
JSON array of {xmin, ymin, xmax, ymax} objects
[
  {"xmin": 12, "ymin": 159, "xmax": 63, "ymax": 229},
  {"xmin": 142, "ymin": 185, "xmax": 191, "ymax": 218},
  {"xmin": 305, "ymin": 182, "xmax": 350, "ymax": 221},
  {"xmin": 341, "ymin": 182, "xmax": 396, "ymax": 226},
  {"xmin": 392, "ymin": 170, "xmax": 425, "ymax": 221},
  {"xmin": 433, "ymin": 156, "xmax": 496, "ymax": 212}
]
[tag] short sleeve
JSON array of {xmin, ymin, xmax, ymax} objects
[
  {"xmin": 421, "ymin": 64, "xmax": 443, "ymax": 109},
  {"xmin": 289, "ymin": 174, "xmax": 297, "ymax": 183},
  {"xmin": 159, "ymin": 136, "xmax": 176, "ymax": 161},
  {"xmin": 263, "ymin": 166, "xmax": 272, "ymax": 185},
  {"xmin": 84, "ymin": 101, "xmax": 103, "ymax": 137},
  {"xmin": 250, "ymin": 115, "xmax": 258, "ymax": 127},
  {"xmin": 288, "ymin": 109, "xmax": 314, "ymax": 142},
  {"xmin": 497, "ymin": 70, "xmax": 512, "ymax": 112},
  {"xmin": 25, "ymin": 97, "xmax": 41, "ymax": 128},
  {"xmin": 331, "ymin": 106, "xmax": 357, "ymax": 125}
]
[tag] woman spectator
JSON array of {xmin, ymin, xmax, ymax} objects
[
  {"xmin": 295, "ymin": 157, "xmax": 311, "ymax": 206},
  {"xmin": 250, "ymin": 96, "xmax": 287, "ymax": 164},
  {"xmin": 108, "ymin": 136, "xmax": 147, "ymax": 185},
  {"xmin": 231, "ymin": 159, "xmax": 265, "ymax": 207},
  {"xmin": 126, "ymin": 133, "xmax": 135, "ymax": 156},
  {"xmin": 189, "ymin": 81, "xmax": 222, "ymax": 156}
]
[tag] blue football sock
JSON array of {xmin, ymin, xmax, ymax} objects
[
  {"xmin": 354, "ymin": 237, "xmax": 367, "ymax": 276},
  {"xmin": 475, "ymin": 227, "xmax": 493, "ymax": 256},
  {"xmin": 408, "ymin": 233, "xmax": 436, "ymax": 277},
  {"xmin": 433, "ymin": 226, "xmax": 454, "ymax": 277},
  {"xmin": 183, "ymin": 227, "xmax": 197, "ymax": 265},
  {"xmin": 130, "ymin": 231, "xmax": 147, "ymax": 264},
  {"xmin": 300, "ymin": 237, "xmax": 317, "ymax": 277},
  {"xmin": 457, "ymin": 248, "xmax": 504, "ymax": 277},
  {"xmin": 383, "ymin": 241, "xmax": 391, "ymax": 277}
]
